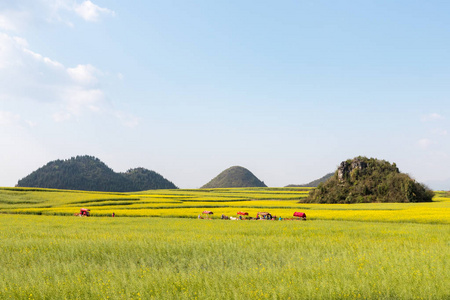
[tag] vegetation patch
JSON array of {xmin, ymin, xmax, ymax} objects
[
  {"xmin": 202, "ymin": 166, "xmax": 267, "ymax": 188},
  {"xmin": 303, "ymin": 156, "xmax": 434, "ymax": 204},
  {"xmin": 16, "ymin": 155, "xmax": 177, "ymax": 192}
]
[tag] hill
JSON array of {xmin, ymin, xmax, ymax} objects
[
  {"xmin": 17, "ymin": 155, "xmax": 177, "ymax": 192},
  {"xmin": 121, "ymin": 167, "xmax": 178, "ymax": 190},
  {"xmin": 302, "ymin": 156, "xmax": 434, "ymax": 204},
  {"xmin": 286, "ymin": 172, "xmax": 334, "ymax": 187},
  {"xmin": 202, "ymin": 166, "xmax": 267, "ymax": 188}
]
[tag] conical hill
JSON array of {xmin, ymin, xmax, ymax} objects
[{"xmin": 202, "ymin": 166, "xmax": 267, "ymax": 188}]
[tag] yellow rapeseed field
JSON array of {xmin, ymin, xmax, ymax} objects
[
  {"xmin": 0, "ymin": 187, "xmax": 448, "ymax": 224},
  {"xmin": 0, "ymin": 187, "xmax": 449, "ymax": 298}
]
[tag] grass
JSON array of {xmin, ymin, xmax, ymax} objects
[
  {"xmin": 0, "ymin": 215, "xmax": 448, "ymax": 299},
  {"xmin": 0, "ymin": 187, "xmax": 449, "ymax": 299}
]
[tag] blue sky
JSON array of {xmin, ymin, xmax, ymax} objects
[{"xmin": 1, "ymin": 0, "xmax": 449, "ymax": 189}]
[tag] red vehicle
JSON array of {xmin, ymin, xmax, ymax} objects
[
  {"xmin": 200, "ymin": 210, "xmax": 213, "ymax": 219},
  {"xmin": 293, "ymin": 212, "xmax": 306, "ymax": 220},
  {"xmin": 236, "ymin": 211, "xmax": 249, "ymax": 220},
  {"xmin": 75, "ymin": 208, "xmax": 90, "ymax": 217}
]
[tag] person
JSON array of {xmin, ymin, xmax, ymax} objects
[{"xmin": 112, "ymin": 212, "xmax": 115, "ymax": 217}]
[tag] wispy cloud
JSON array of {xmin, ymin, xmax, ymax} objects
[
  {"xmin": 421, "ymin": 113, "xmax": 444, "ymax": 122},
  {"xmin": 74, "ymin": 1, "xmax": 115, "ymax": 22},
  {"xmin": 0, "ymin": 1, "xmax": 135, "ymax": 127},
  {"xmin": 0, "ymin": 9, "xmax": 31, "ymax": 32},
  {"xmin": 0, "ymin": 32, "xmax": 136, "ymax": 126},
  {"xmin": 0, "ymin": 1, "xmax": 115, "ymax": 33},
  {"xmin": 67, "ymin": 64, "xmax": 101, "ymax": 85}
]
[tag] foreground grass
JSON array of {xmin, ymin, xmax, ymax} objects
[{"xmin": 0, "ymin": 215, "xmax": 448, "ymax": 299}]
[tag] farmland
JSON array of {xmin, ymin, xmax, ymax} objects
[
  {"xmin": 1, "ymin": 187, "xmax": 449, "ymax": 224},
  {"xmin": 0, "ymin": 187, "xmax": 449, "ymax": 299}
]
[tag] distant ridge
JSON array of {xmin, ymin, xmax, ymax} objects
[
  {"xmin": 17, "ymin": 155, "xmax": 177, "ymax": 192},
  {"xmin": 202, "ymin": 166, "xmax": 267, "ymax": 188},
  {"xmin": 286, "ymin": 172, "xmax": 334, "ymax": 188}
]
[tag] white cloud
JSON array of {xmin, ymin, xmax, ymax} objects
[
  {"xmin": 0, "ymin": 33, "xmax": 27, "ymax": 69},
  {"xmin": 0, "ymin": 10, "xmax": 30, "ymax": 32},
  {"xmin": 0, "ymin": 3, "xmax": 132, "ymax": 127},
  {"xmin": 0, "ymin": 32, "xmax": 131, "ymax": 124},
  {"xmin": 23, "ymin": 48, "xmax": 64, "ymax": 69},
  {"xmin": 61, "ymin": 88, "xmax": 105, "ymax": 115},
  {"xmin": 0, "ymin": 1, "xmax": 114, "ymax": 32},
  {"xmin": 0, "ymin": 13, "xmax": 17, "ymax": 31},
  {"xmin": 74, "ymin": 1, "xmax": 115, "ymax": 22},
  {"xmin": 67, "ymin": 64, "xmax": 101, "ymax": 85},
  {"xmin": 421, "ymin": 113, "xmax": 444, "ymax": 122}
]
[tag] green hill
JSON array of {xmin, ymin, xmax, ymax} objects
[
  {"xmin": 17, "ymin": 155, "xmax": 177, "ymax": 192},
  {"xmin": 286, "ymin": 172, "xmax": 334, "ymax": 187},
  {"xmin": 121, "ymin": 167, "xmax": 178, "ymax": 190},
  {"xmin": 202, "ymin": 166, "xmax": 267, "ymax": 188},
  {"xmin": 302, "ymin": 156, "xmax": 434, "ymax": 204}
]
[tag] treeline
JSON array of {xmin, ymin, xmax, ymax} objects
[
  {"xmin": 302, "ymin": 156, "xmax": 434, "ymax": 204},
  {"xmin": 17, "ymin": 156, "xmax": 177, "ymax": 192}
]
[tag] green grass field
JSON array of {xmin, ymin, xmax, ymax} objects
[{"xmin": 0, "ymin": 188, "xmax": 449, "ymax": 299}]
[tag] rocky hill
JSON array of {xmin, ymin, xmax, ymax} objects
[
  {"xmin": 17, "ymin": 156, "xmax": 177, "ymax": 192},
  {"xmin": 286, "ymin": 172, "xmax": 334, "ymax": 188},
  {"xmin": 202, "ymin": 166, "xmax": 267, "ymax": 188},
  {"xmin": 302, "ymin": 156, "xmax": 434, "ymax": 203}
]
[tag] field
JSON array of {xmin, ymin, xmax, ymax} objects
[
  {"xmin": 1, "ymin": 187, "xmax": 449, "ymax": 224},
  {"xmin": 0, "ymin": 187, "xmax": 449, "ymax": 299}
]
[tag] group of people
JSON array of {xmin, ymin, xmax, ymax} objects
[
  {"xmin": 219, "ymin": 213, "xmax": 281, "ymax": 220},
  {"xmin": 199, "ymin": 212, "xmax": 307, "ymax": 221}
]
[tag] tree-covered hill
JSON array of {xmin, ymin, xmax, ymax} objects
[
  {"xmin": 121, "ymin": 168, "xmax": 177, "ymax": 190},
  {"xmin": 17, "ymin": 156, "xmax": 177, "ymax": 192},
  {"xmin": 302, "ymin": 156, "xmax": 434, "ymax": 204},
  {"xmin": 202, "ymin": 166, "xmax": 267, "ymax": 188}
]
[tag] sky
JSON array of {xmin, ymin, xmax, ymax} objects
[{"xmin": 1, "ymin": 0, "xmax": 449, "ymax": 190}]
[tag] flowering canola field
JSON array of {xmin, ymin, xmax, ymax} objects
[
  {"xmin": 0, "ymin": 187, "xmax": 449, "ymax": 299},
  {"xmin": 0, "ymin": 215, "xmax": 448, "ymax": 299},
  {"xmin": 1, "ymin": 187, "xmax": 449, "ymax": 224}
]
